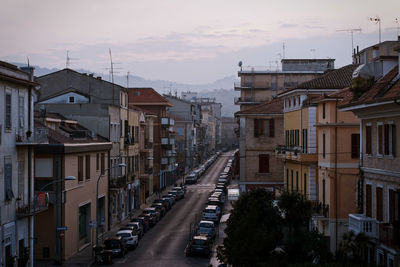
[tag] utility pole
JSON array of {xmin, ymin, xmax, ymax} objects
[{"xmin": 336, "ymin": 28, "xmax": 362, "ymax": 56}]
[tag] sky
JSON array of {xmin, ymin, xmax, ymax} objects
[{"xmin": 1, "ymin": 0, "xmax": 400, "ymax": 85}]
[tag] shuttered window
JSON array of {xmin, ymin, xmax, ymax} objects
[
  {"xmin": 376, "ymin": 187, "xmax": 383, "ymax": 221},
  {"xmin": 322, "ymin": 133, "xmax": 326, "ymax": 158},
  {"xmin": 366, "ymin": 184, "xmax": 372, "ymax": 217},
  {"xmin": 377, "ymin": 124, "xmax": 383, "ymax": 155},
  {"xmin": 258, "ymin": 154, "xmax": 269, "ymax": 173},
  {"xmin": 254, "ymin": 119, "xmax": 274, "ymax": 137},
  {"xmin": 78, "ymin": 156, "xmax": 83, "ymax": 182},
  {"xmin": 5, "ymin": 93, "xmax": 11, "ymax": 130},
  {"xmin": 85, "ymin": 155, "xmax": 91, "ymax": 180},
  {"xmin": 4, "ymin": 158, "xmax": 13, "ymax": 201},
  {"xmin": 351, "ymin": 133, "xmax": 360, "ymax": 158},
  {"xmin": 366, "ymin": 126, "xmax": 372, "ymax": 154}
]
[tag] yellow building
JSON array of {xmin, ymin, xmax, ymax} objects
[
  {"xmin": 277, "ymin": 64, "xmax": 357, "ymax": 253},
  {"xmin": 313, "ymin": 88, "xmax": 360, "ymax": 253}
]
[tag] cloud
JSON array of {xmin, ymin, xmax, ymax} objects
[{"xmin": 280, "ymin": 23, "xmax": 297, "ymax": 28}]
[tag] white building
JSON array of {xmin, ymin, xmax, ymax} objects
[{"xmin": 0, "ymin": 61, "xmax": 37, "ymax": 267}]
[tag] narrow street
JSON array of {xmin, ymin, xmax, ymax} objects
[{"xmin": 116, "ymin": 153, "xmax": 230, "ymax": 267}]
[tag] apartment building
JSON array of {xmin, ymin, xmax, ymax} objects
[
  {"xmin": 235, "ymin": 99, "xmax": 284, "ymax": 194},
  {"xmin": 0, "ymin": 61, "xmax": 37, "ymax": 267},
  {"xmin": 341, "ymin": 46, "xmax": 400, "ymax": 266},
  {"xmin": 276, "ymin": 65, "xmax": 356, "ymax": 202},
  {"xmin": 312, "ymin": 88, "xmax": 360, "ymax": 253},
  {"xmin": 33, "ymin": 112, "xmax": 112, "ymax": 262},
  {"xmin": 36, "ymin": 69, "xmax": 134, "ymax": 228},
  {"xmin": 235, "ymin": 59, "xmax": 335, "ymax": 111},
  {"xmin": 127, "ymin": 88, "xmax": 176, "ymax": 191}
]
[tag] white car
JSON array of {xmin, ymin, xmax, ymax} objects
[
  {"xmin": 116, "ymin": 230, "xmax": 138, "ymax": 249},
  {"xmin": 202, "ymin": 205, "xmax": 221, "ymax": 223}
]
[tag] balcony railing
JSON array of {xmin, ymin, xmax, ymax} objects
[
  {"xmin": 15, "ymin": 127, "xmax": 49, "ymax": 146},
  {"xmin": 275, "ymin": 145, "xmax": 316, "ymax": 162},
  {"xmin": 16, "ymin": 192, "xmax": 50, "ymax": 218},
  {"xmin": 312, "ymin": 202, "xmax": 329, "ymax": 218},
  {"xmin": 348, "ymin": 214, "xmax": 377, "ymax": 239},
  {"xmin": 161, "ymin": 118, "xmax": 175, "ymax": 126}
]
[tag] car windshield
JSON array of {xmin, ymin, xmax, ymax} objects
[
  {"xmin": 117, "ymin": 233, "xmax": 130, "ymax": 238},
  {"xmin": 205, "ymin": 209, "xmax": 216, "ymax": 213},
  {"xmin": 105, "ymin": 240, "xmax": 120, "ymax": 248},
  {"xmin": 199, "ymin": 223, "xmax": 212, "ymax": 228},
  {"xmin": 187, "ymin": 175, "xmax": 195, "ymax": 179}
]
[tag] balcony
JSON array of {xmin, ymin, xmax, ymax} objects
[
  {"xmin": 140, "ymin": 142, "xmax": 153, "ymax": 154},
  {"xmin": 234, "ymin": 97, "xmax": 263, "ymax": 105},
  {"xmin": 161, "ymin": 117, "xmax": 175, "ymax": 127},
  {"xmin": 312, "ymin": 201, "xmax": 329, "ymax": 218},
  {"xmin": 378, "ymin": 223, "xmax": 400, "ymax": 249},
  {"xmin": 16, "ymin": 192, "xmax": 50, "ymax": 218},
  {"xmin": 234, "ymin": 81, "xmax": 255, "ymax": 90},
  {"xmin": 275, "ymin": 145, "xmax": 317, "ymax": 162},
  {"xmin": 15, "ymin": 128, "xmax": 49, "ymax": 147},
  {"xmin": 348, "ymin": 214, "xmax": 377, "ymax": 239}
]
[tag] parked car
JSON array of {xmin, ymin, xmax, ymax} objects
[
  {"xmin": 185, "ymin": 235, "xmax": 212, "ymax": 257},
  {"xmin": 116, "ymin": 230, "xmax": 138, "ymax": 249},
  {"xmin": 131, "ymin": 217, "xmax": 149, "ymax": 232},
  {"xmin": 162, "ymin": 194, "xmax": 176, "ymax": 205},
  {"xmin": 140, "ymin": 213, "xmax": 156, "ymax": 227},
  {"xmin": 104, "ymin": 236, "xmax": 127, "ymax": 257},
  {"xmin": 151, "ymin": 203, "xmax": 166, "ymax": 216},
  {"xmin": 154, "ymin": 198, "xmax": 170, "ymax": 210},
  {"xmin": 172, "ymin": 187, "xmax": 185, "ymax": 198},
  {"xmin": 196, "ymin": 220, "xmax": 216, "ymax": 239},
  {"xmin": 143, "ymin": 208, "xmax": 160, "ymax": 222},
  {"xmin": 202, "ymin": 205, "xmax": 221, "ymax": 223},
  {"xmin": 207, "ymin": 197, "xmax": 223, "ymax": 207},
  {"xmin": 185, "ymin": 174, "xmax": 197, "ymax": 184},
  {"xmin": 125, "ymin": 222, "xmax": 143, "ymax": 239}
]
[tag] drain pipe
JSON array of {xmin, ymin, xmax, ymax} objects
[{"xmin": 334, "ymin": 100, "xmax": 338, "ymax": 252}]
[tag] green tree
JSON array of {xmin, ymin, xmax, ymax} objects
[
  {"xmin": 217, "ymin": 189, "xmax": 282, "ymax": 267},
  {"xmin": 278, "ymin": 191, "xmax": 331, "ymax": 264}
]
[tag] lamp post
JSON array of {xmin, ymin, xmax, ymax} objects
[
  {"xmin": 95, "ymin": 163, "xmax": 126, "ymax": 247},
  {"xmin": 32, "ymin": 176, "xmax": 76, "ymax": 267}
]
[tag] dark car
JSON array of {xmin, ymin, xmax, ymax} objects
[
  {"xmin": 154, "ymin": 198, "xmax": 170, "ymax": 211},
  {"xmin": 104, "ymin": 236, "xmax": 127, "ymax": 257},
  {"xmin": 162, "ymin": 194, "xmax": 176, "ymax": 205},
  {"xmin": 168, "ymin": 190, "xmax": 181, "ymax": 201},
  {"xmin": 185, "ymin": 173, "xmax": 197, "ymax": 184},
  {"xmin": 143, "ymin": 208, "xmax": 161, "ymax": 222},
  {"xmin": 137, "ymin": 215, "xmax": 152, "ymax": 230},
  {"xmin": 185, "ymin": 235, "xmax": 211, "ymax": 257},
  {"xmin": 141, "ymin": 213, "xmax": 156, "ymax": 227},
  {"xmin": 207, "ymin": 197, "xmax": 223, "ymax": 207},
  {"xmin": 151, "ymin": 203, "xmax": 166, "ymax": 216},
  {"xmin": 131, "ymin": 217, "xmax": 149, "ymax": 232}
]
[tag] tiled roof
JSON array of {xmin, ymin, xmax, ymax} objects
[
  {"xmin": 127, "ymin": 88, "xmax": 173, "ymax": 106},
  {"xmin": 281, "ymin": 64, "xmax": 357, "ymax": 95},
  {"xmin": 128, "ymin": 104, "xmax": 157, "ymax": 116},
  {"xmin": 340, "ymin": 66, "xmax": 400, "ymax": 107},
  {"xmin": 235, "ymin": 98, "xmax": 283, "ymax": 116},
  {"xmin": 313, "ymin": 87, "xmax": 355, "ymax": 105}
]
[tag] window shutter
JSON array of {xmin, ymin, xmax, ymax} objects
[
  {"xmin": 258, "ymin": 154, "xmax": 269, "ymax": 173},
  {"xmin": 366, "ymin": 126, "xmax": 372, "ymax": 154},
  {"xmin": 366, "ymin": 184, "xmax": 372, "ymax": 217},
  {"xmin": 5, "ymin": 162, "xmax": 13, "ymax": 200},
  {"xmin": 376, "ymin": 187, "xmax": 383, "ymax": 221},
  {"xmin": 254, "ymin": 119, "xmax": 259, "ymax": 137},
  {"xmin": 393, "ymin": 125, "xmax": 396, "ymax": 156},
  {"xmin": 384, "ymin": 124, "xmax": 390, "ymax": 155},
  {"xmin": 269, "ymin": 118, "xmax": 274, "ymax": 137},
  {"xmin": 351, "ymin": 134, "xmax": 360, "ymax": 158}
]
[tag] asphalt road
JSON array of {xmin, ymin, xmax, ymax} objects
[{"xmin": 116, "ymin": 153, "xmax": 230, "ymax": 267}]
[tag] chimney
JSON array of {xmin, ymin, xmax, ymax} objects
[
  {"xmin": 20, "ymin": 66, "xmax": 35, "ymax": 82},
  {"xmin": 96, "ymin": 76, "xmax": 102, "ymax": 80},
  {"xmin": 89, "ymin": 73, "xmax": 94, "ymax": 77}
]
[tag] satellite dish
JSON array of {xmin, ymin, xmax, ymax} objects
[{"xmin": 238, "ymin": 61, "xmax": 243, "ymax": 67}]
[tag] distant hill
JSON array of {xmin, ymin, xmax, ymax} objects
[{"xmin": 12, "ymin": 62, "xmax": 239, "ymax": 117}]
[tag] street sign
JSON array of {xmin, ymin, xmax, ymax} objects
[
  {"xmin": 59, "ymin": 230, "xmax": 65, "ymax": 239},
  {"xmin": 56, "ymin": 226, "xmax": 68, "ymax": 231}
]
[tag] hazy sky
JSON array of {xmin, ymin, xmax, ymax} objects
[{"xmin": 1, "ymin": 0, "xmax": 399, "ymax": 84}]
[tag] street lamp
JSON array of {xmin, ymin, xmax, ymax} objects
[
  {"xmin": 95, "ymin": 163, "xmax": 126, "ymax": 247},
  {"xmin": 32, "ymin": 176, "xmax": 76, "ymax": 267}
]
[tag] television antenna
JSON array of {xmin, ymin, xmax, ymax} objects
[
  {"xmin": 369, "ymin": 16, "xmax": 381, "ymax": 43},
  {"xmin": 66, "ymin": 50, "xmax": 79, "ymax": 69},
  {"xmin": 336, "ymin": 28, "xmax": 362, "ymax": 55},
  {"xmin": 395, "ymin": 18, "xmax": 399, "ymax": 37}
]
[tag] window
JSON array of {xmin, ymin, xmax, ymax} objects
[
  {"xmin": 388, "ymin": 189, "xmax": 400, "ymax": 223},
  {"xmin": 295, "ymin": 130, "xmax": 299, "ymax": 146},
  {"xmin": 78, "ymin": 156, "xmax": 83, "ymax": 182},
  {"xmin": 135, "ymin": 156, "xmax": 139, "ymax": 172},
  {"xmin": 376, "ymin": 187, "xmax": 383, "ymax": 221},
  {"xmin": 322, "ymin": 179, "xmax": 326, "ymax": 206},
  {"xmin": 254, "ymin": 119, "xmax": 274, "ymax": 137},
  {"xmin": 96, "ymin": 153, "xmax": 99, "ymax": 171},
  {"xmin": 296, "ymin": 171, "xmax": 299, "ymax": 191},
  {"xmin": 286, "ymin": 169, "xmax": 289, "ymax": 190},
  {"xmin": 4, "ymin": 157, "xmax": 13, "ymax": 201},
  {"xmin": 377, "ymin": 124, "xmax": 383, "ymax": 155},
  {"xmin": 322, "ymin": 103, "xmax": 326, "ymax": 119},
  {"xmin": 304, "ymin": 173, "xmax": 307, "ymax": 196},
  {"xmin": 101, "ymin": 153, "xmax": 105, "ymax": 173},
  {"xmin": 302, "ymin": 129, "xmax": 308, "ymax": 153},
  {"xmin": 177, "ymin": 127, "xmax": 184, "ymax": 136},
  {"xmin": 69, "ymin": 96, "xmax": 75, "ymax": 103},
  {"xmin": 18, "ymin": 96, "xmax": 24, "ymax": 130},
  {"xmin": 290, "ymin": 130, "xmax": 294, "ymax": 146},
  {"xmin": 5, "ymin": 93, "xmax": 11, "ymax": 130},
  {"xmin": 384, "ymin": 123, "xmax": 396, "ymax": 156},
  {"xmin": 135, "ymin": 126, "xmax": 139, "ymax": 143},
  {"xmin": 366, "ymin": 125, "xmax": 372, "ymax": 154},
  {"xmin": 366, "ymin": 184, "xmax": 372, "ymax": 217},
  {"xmin": 322, "ymin": 133, "xmax": 326, "ymax": 158},
  {"xmin": 291, "ymin": 170, "xmax": 294, "ymax": 191},
  {"xmin": 351, "ymin": 133, "xmax": 360, "ymax": 158},
  {"xmin": 258, "ymin": 154, "xmax": 269, "ymax": 173},
  {"xmin": 85, "ymin": 155, "xmax": 90, "ymax": 180},
  {"xmin": 285, "ymin": 130, "xmax": 289, "ymax": 146}
]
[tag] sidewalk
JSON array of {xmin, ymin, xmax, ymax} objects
[{"xmin": 36, "ymin": 183, "xmax": 179, "ymax": 267}]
